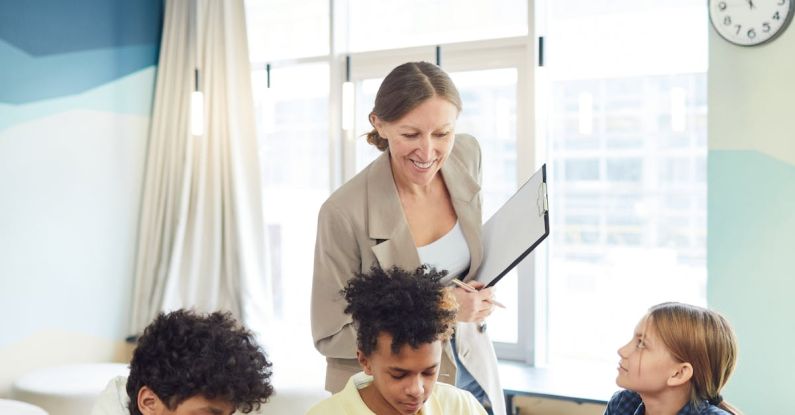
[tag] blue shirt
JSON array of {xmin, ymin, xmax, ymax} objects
[{"xmin": 604, "ymin": 390, "xmax": 730, "ymax": 415}]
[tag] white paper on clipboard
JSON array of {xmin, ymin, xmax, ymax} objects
[{"xmin": 472, "ymin": 164, "xmax": 549, "ymax": 287}]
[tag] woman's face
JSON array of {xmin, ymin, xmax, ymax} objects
[
  {"xmin": 616, "ymin": 316, "xmax": 685, "ymax": 394},
  {"xmin": 358, "ymin": 332, "xmax": 442, "ymax": 415},
  {"xmin": 372, "ymin": 96, "xmax": 458, "ymax": 188}
]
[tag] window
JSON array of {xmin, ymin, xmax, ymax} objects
[
  {"xmin": 245, "ymin": 0, "xmax": 708, "ymax": 375},
  {"xmin": 245, "ymin": 0, "xmax": 328, "ymax": 61},
  {"xmin": 248, "ymin": 0, "xmax": 534, "ymax": 367},
  {"xmin": 353, "ymin": 77, "xmax": 383, "ymax": 171},
  {"xmin": 539, "ymin": 0, "xmax": 708, "ymax": 367},
  {"xmin": 249, "ymin": 61, "xmax": 330, "ymax": 388},
  {"xmin": 449, "ymin": 68, "xmax": 519, "ymax": 345},
  {"xmin": 346, "ymin": 0, "xmax": 527, "ymax": 52}
]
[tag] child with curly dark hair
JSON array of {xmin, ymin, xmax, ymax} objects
[
  {"xmin": 307, "ymin": 266, "xmax": 487, "ymax": 415},
  {"xmin": 91, "ymin": 309, "xmax": 273, "ymax": 415}
]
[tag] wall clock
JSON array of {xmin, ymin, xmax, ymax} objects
[{"xmin": 709, "ymin": 0, "xmax": 795, "ymax": 46}]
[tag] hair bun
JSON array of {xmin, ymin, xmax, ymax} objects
[{"xmin": 366, "ymin": 129, "xmax": 389, "ymax": 152}]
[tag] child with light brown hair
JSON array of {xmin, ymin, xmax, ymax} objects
[{"xmin": 605, "ymin": 302, "xmax": 742, "ymax": 415}]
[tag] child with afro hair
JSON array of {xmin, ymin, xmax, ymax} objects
[
  {"xmin": 307, "ymin": 265, "xmax": 487, "ymax": 415},
  {"xmin": 92, "ymin": 309, "xmax": 273, "ymax": 415}
]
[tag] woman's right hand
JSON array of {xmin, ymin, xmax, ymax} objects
[{"xmin": 451, "ymin": 281, "xmax": 496, "ymax": 323}]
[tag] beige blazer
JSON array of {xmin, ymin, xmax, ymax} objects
[{"xmin": 310, "ymin": 134, "xmax": 504, "ymax": 414}]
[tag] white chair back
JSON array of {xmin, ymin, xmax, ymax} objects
[
  {"xmin": 0, "ymin": 398, "xmax": 48, "ymax": 415},
  {"xmin": 12, "ymin": 363, "xmax": 128, "ymax": 415}
]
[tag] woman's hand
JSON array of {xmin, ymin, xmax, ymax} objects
[{"xmin": 451, "ymin": 281, "xmax": 496, "ymax": 323}]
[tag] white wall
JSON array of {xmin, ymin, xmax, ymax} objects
[{"xmin": 0, "ymin": 108, "xmax": 150, "ymax": 396}]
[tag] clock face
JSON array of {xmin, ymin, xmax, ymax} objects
[{"xmin": 709, "ymin": 0, "xmax": 795, "ymax": 46}]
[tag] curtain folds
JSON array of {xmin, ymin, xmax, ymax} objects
[{"xmin": 130, "ymin": 0, "xmax": 271, "ymax": 335}]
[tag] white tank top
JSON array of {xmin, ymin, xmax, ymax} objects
[{"xmin": 416, "ymin": 221, "xmax": 471, "ymax": 284}]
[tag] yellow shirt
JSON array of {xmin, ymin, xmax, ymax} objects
[{"xmin": 306, "ymin": 372, "xmax": 487, "ymax": 415}]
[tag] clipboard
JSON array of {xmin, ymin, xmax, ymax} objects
[{"xmin": 472, "ymin": 164, "xmax": 549, "ymax": 287}]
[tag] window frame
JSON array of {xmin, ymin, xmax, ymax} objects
[
  {"xmin": 248, "ymin": 0, "xmax": 708, "ymax": 371},
  {"xmin": 249, "ymin": 0, "xmax": 543, "ymax": 365}
]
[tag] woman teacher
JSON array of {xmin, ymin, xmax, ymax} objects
[{"xmin": 311, "ymin": 61, "xmax": 504, "ymax": 414}]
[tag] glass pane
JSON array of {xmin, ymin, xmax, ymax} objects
[
  {"xmin": 245, "ymin": 0, "xmax": 329, "ymax": 61},
  {"xmin": 354, "ymin": 78, "xmax": 384, "ymax": 172},
  {"xmin": 250, "ymin": 63, "xmax": 329, "ymax": 388},
  {"xmin": 542, "ymin": 0, "xmax": 707, "ymax": 366},
  {"xmin": 347, "ymin": 0, "xmax": 527, "ymax": 52},
  {"xmin": 450, "ymin": 68, "xmax": 519, "ymax": 344}
]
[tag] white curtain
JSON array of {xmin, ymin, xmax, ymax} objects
[{"xmin": 130, "ymin": 0, "xmax": 271, "ymax": 335}]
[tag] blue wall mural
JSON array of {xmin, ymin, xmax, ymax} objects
[
  {"xmin": 0, "ymin": 0, "xmax": 163, "ymax": 347},
  {"xmin": 0, "ymin": 0, "xmax": 162, "ymax": 103}
]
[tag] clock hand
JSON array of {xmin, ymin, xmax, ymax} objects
[{"xmin": 747, "ymin": 0, "xmax": 756, "ymax": 9}]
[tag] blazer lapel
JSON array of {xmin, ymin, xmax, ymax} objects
[
  {"xmin": 441, "ymin": 151, "xmax": 483, "ymax": 282},
  {"xmin": 366, "ymin": 143, "xmax": 482, "ymax": 278},
  {"xmin": 367, "ymin": 152, "xmax": 421, "ymax": 270}
]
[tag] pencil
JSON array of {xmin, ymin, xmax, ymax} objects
[{"xmin": 450, "ymin": 278, "xmax": 507, "ymax": 309}]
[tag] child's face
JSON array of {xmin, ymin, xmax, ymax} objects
[
  {"xmin": 358, "ymin": 332, "xmax": 442, "ymax": 414},
  {"xmin": 137, "ymin": 386, "xmax": 236, "ymax": 415},
  {"xmin": 160, "ymin": 396, "xmax": 235, "ymax": 415},
  {"xmin": 616, "ymin": 315, "xmax": 683, "ymax": 394}
]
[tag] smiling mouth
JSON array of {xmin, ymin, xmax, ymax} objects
[
  {"xmin": 410, "ymin": 159, "xmax": 435, "ymax": 169},
  {"xmin": 617, "ymin": 362, "xmax": 628, "ymax": 372}
]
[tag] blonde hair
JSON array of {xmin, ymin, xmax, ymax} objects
[
  {"xmin": 648, "ymin": 302, "xmax": 742, "ymax": 415},
  {"xmin": 366, "ymin": 61, "xmax": 462, "ymax": 152}
]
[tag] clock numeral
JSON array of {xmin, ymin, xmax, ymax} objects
[
  {"xmin": 747, "ymin": 28, "xmax": 757, "ymax": 39},
  {"xmin": 735, "ymin": 24, "xmax": 742, "ymax": 34},
  {"xmin": 724, "ymin": 15, "xmax": 732, "ymax": 25},
  {"xmin": 773, "ymin": 11, "xmax": 781, "ymax": 20},
  {"xmin": 719, "ymin": 1, "xmax": 727, "ymax": 10},
  {"xmin": 763, "ymin": 22, "xmax": 771, "ymax": 32}
]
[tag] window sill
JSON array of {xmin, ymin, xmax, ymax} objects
[{"xmin": 498, "ymin": 360, "xmax": 615, "ymax": 406}]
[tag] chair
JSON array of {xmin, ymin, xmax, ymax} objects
[
  {"xmin": 0, "ymin": 399, "xmax": 48, "ymax": 415},
  {"xmin": 12, "ymin": 363, "xmax": 128, "ymax": 415}
]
